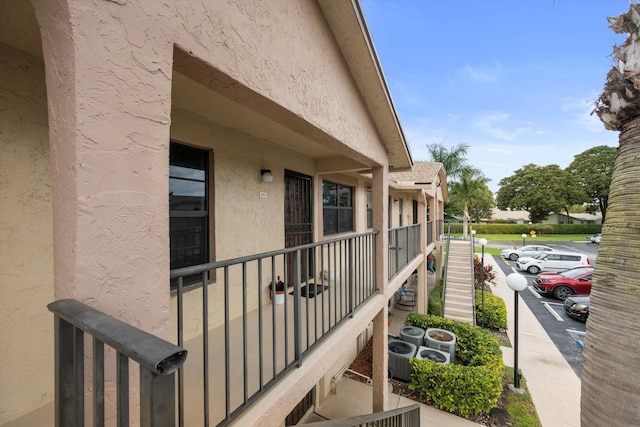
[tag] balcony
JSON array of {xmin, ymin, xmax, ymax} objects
[
  {"xmin": 44, "ymin": 226, "xmax": 424, "ymax": 427},
  {"xmin": 170, "ymin": 227, "xmax": 421, "ymax": 426}
]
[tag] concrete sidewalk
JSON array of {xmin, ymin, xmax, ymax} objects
[
  {"xmin": 486, "ymin": 253, "xmax": 582, "ymax": 427},
  {"xmin": 318, "ymin": 254, "xmax": 581, "ymax": 426}
]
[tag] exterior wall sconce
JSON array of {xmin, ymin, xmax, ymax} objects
[{"xmin": 261, "ymin": 169, "xmax": 273, "ymax": 183}]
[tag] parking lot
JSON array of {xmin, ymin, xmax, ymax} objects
[{"xmin": 491, "ymin": 241, "xmax": 599, "ymax": 378}]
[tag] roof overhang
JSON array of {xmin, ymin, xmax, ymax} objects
[{"xmin": 317, "ymin": 0, "xmax": 413, "ymax": 172}]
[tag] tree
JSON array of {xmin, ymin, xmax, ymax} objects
[
  {"xmin": 447, "ymin": 171, "xmax": 494, "ymax": 221},
  {"xmin": 582, "ymin": 5, "xmax": 640, "ymax": 426},
  {"xmin": 427, "ymin": 144, "xmax": 493, "ymax": 231},
  {"xmin": 426, "ymin": 143, "xmax": 480, "ymax": 182},
  {"xmin": 496, "ymin": 164, "xmax": 586, "ymax": 223},
  {"xmin": 567, "ymin": 145, "xmax": 616, "ymax": 223}
]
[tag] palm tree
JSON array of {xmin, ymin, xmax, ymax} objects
[
  {"xmin": 583, "ymin": 5, "xmax": 640, "ymax": 426},
  {"xmin": 426, "ymin": 143, "xmax": 485, "ymax": 237},
  {"xmin": 426, "ymin": 143, "xmax": 480, "ymax": 182},
  {"xmin": 450, "ymin": 170, "xmax": 493, "ymax": 223}
]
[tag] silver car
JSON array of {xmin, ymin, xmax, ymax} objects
[{"xmin": 500, "ymin": 244, "xmax": 555, "ymax": 261}]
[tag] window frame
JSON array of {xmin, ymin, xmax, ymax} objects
[
  {"xmin": 322, "ymin": 180, "xmax": 354, "ymax": 236},
  {"xmin": 169, "ymin": 142, "xmax": 211, "ymax": 289}
]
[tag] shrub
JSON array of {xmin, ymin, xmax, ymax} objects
[
  {"xmin": 427, "ymin": 284, "xmax": 443, "ymax": 317},
  {"xmin": 404, "ymin": 313, "xmax": 504, "ymax": 417},
  {"xmin": 473, "ymin": 257, "xmax": 496, "ymax": 290},
  {"xmin": 448, "ymin": 223, "xmax": 601, "ymax": 235},
  {"xmin": 475, "ymin": 290, "xmax": 507, "ymax": 330}
]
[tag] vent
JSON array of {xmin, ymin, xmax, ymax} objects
[
  {"xmin": 424, "ymin": 328, "xmax": 456, "ymax": 363},
  {"xmin": 388, "ymin": 339, "xmax": 417, "ymax": 382},
  {"xmin": 399, "ymin": 326, "xmax": 425, "ymax": 348},
  {"xmin": 415, "ymin": 346, "xmax": 450, "ymax": 364}
]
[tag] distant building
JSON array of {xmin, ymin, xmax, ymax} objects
[{"xmin": 483, "ymin": 208, "xmax": 602, "ymax": 224}]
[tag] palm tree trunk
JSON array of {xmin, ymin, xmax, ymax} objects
[{"xmin": 581, "ymin": 117, "xmax": 640, "ymax": 426}]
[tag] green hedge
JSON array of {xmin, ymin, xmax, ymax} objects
[
  {"xmin": 427, "ymin": 284, "xmax": 443, "ymax": 317},
  {"xmin": 447, "ymin": 223, "xmax": 601, "ymax": 235},
  {"xmin": 475, "ymin": 290, "xmax": 507, "ymax": 330},
  {"xmin": 405, "ymin": 313, "xmax": 504, "ymax": 417}
]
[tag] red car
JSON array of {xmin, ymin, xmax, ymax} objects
[{"xmin": 533, "ymin": 266, "xmax": 593, "ymax": 300}]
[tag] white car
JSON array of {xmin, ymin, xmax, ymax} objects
[
  {"xmin": 500, "ymin": 245, "xmax": 555, "ymax": 261},
  {"xmin": 516, "ymin": 251, "xmax": 591, "ymax": 274}
]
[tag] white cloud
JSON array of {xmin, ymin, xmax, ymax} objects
[
  {"xmin": 459, "ymin": 62, "xmax": 502, "ymax": 83},
  {"xmin": 559, "ymin": 95, "xmax": 608, "ymax": 133},
  {"xmin": 472, "ymin": 112, "xmax": 531, "ymax": 141}
]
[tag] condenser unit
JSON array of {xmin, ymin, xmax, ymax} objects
[
  {"xmin": 425, "ymin": 328, "xmax": 456, "ymax": 363},
  {"xmin": 399, "ymin": 325, "xmax": 425, "ymax": 348},
  {"xmin": 388, "ymin": 339, "xmax": 417, "ymax": 382},
  {"xmin": 415, "ymin": 346, "xmax": 450, "ymax": 364}
]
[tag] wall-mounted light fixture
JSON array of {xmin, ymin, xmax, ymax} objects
[{"xmin": 261, "ymin": 169, "xmax": 273, "ymax": 183}]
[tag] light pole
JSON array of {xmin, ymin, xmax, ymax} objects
[
  {"xmin": 471, "ymin": 229, "xmax": 476, "ymax": 248},
  {"xmin": 506, "ymin": 272, "xmax": 528, "ymax": 392},
  {"xmin": 479, "ymin": 238, "xmax": 487, "ymax": 327},
  {"xmin": 521, "ymin": 233, "xmax": 527, "ymax": 247}
]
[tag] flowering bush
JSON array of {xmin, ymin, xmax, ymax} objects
[{"xmin": 473, "ymin": 257, "xmax": 496, "ymax": 290}]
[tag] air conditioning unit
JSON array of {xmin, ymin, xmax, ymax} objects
[
  {"xmin": 415, "ymin": 346, "xmax": 450, "ymax": 364},
  {"xmin": 425, "ymin": 328, "xmax": 456, "ymax": 363},
  {"xmin": 388, "ymin": 339, "xmax": 417, "ymax": 382},
  {"xmin": 399, "ymin": 325, "xmax": 425, "ymax": 348}
]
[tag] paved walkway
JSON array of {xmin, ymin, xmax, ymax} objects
[{"xmin": 318, "ymin": 254, "xmax": 582, "ymax": 426}]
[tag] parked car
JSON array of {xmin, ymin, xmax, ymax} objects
[
  {"xmin": 500, "ymin": 245, "xmax": 555, "ymax": 261},
  {"xmin": 564, "ymin": 294, "xmax": 590, "ymax": 322},
  {"xmin": 533, "ymin": 266, "xmax": 593, "ymax": 300},
  {"xmin": 588, "ymin": 233, "xmax": 602, "ymax": 244},
  {"xmin": 516, "ymin": 251, "xmax": 591, "ymax": 274}
]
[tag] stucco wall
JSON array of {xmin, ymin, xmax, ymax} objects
[
  {"xmin": 2, "ymin": 0, "xmax": 397, "ymax": 423},
  {"xmin": 170, "ymin": 109, "xmax": 316, "ymax": 339},
  {"xmin": 0, "ymin": 43, "xmax": 54, "ymax": 423}
]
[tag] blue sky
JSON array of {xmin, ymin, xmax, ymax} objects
[{"xmin": 360, "ymin": 0, "xmax": 629, "ymax": 193}]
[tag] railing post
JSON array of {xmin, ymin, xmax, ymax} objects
[
  {"xmin": 54, "ymin": 317, "xmax": 79, "ymax": 427},
  {"xmin": 294, "ymin": 249, "xmax": 302, "ymax": 367},
  {"xmin": 349, "ymin": 237, "xmax": 355, "ymax": 315},
  {"xmin": 140, "ymin": 369, "xmax": 177, "ymax": 427}
]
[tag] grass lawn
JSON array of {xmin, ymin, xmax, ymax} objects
[
  {"xmin": 463, "ymin": 233, "xmax": 592, "ymax": 242},
  {"xmin": 460, "ymin": 233, "xmax": 592, "ymax": 257}
]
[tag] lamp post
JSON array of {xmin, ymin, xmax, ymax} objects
[
  {"xmin": 521, "ymin": 233, "xmax": 527, "ymax": 247},
  {"xmin": 471, "ymin": 229, "xmax": 476, "ymax": 248},
  {"xmin": 506, "ymin": 272, "xmax": 528, "ymax": 392},
  {"xmin": 478, "ymin": 238, "xmax": 487, "ymax": 327}
]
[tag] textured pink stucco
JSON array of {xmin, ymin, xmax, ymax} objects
[{"xmin": 2, "ymin": 0, "xmax": 412, "ymax": 424}]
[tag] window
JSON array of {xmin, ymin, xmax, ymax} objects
[
  {"xmin": 322, "ymin": 180, "xmax": 353, "ymax": 235},
  {"xmin": 170, "ymin": 142, "xmax": 209, "ymax": 287}
]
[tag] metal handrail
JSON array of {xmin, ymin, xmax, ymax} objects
[
  {"xmin": 470, "ymin": 233, "xmax": 477, "ymax": 326},
  {"xmin": 48, "ymin": 299, "xmax": 187, "ymax": 427},
  {"xmin": 441, "ymin": 222, "xmax": 452, "ymax": 309},
  {"xmin": 170, "ymin": 231, "xmax": 379, "ymax": 426},
  {"xmin": 388, "ymin": 224, "xmax": 421, "ymax": 280},
  {"xmin": 305, "ymin": 403, "xmax": 421, "ymax": 426}
]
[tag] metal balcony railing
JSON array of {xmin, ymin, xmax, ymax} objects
[
  {"xmin": 426, "ymin": 220, "xmax": 433, "ymax": 244},
  {"xmin": 48, "ymin": 299, "xmax": 187, "ymax": 427},
  {"xmin": 388, "ymin": 224, "xmax": 421, "ymax": 280},
  {"xmin": 306, "ymin": 403, "xmax": 421, "ymax": 426},
  {"xmin": 170, "ymin": 232, "xmax": 378, "ymax": 427}
]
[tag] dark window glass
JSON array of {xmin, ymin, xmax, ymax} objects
[
  {"xmin": 322, "ymin": 180, "xmax": 353, "ymax": 235},
  {"xmin": 170, "ymin": 143, "xmax": 209, "ymax": 287}
]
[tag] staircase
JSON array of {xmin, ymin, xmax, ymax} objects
[{"xmin": 443, "ymin": 240, "xmax": 475, "ymax": 324}]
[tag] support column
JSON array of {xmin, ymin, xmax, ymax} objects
[
  {"xmin": 417, "ymin": 192, "xmax": 427, "ymax": 314},
  {"xmin": 33, "ymin": 0, "xmax": 174, "ymax": 336},
  {"xmin": 371, "ymin": 166, "xmax": 388, "ymax": 412}
]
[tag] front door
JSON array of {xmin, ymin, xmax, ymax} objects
[{"xmin": 284, "ymin": 170, "xmax": 313, "ymax": 285}]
